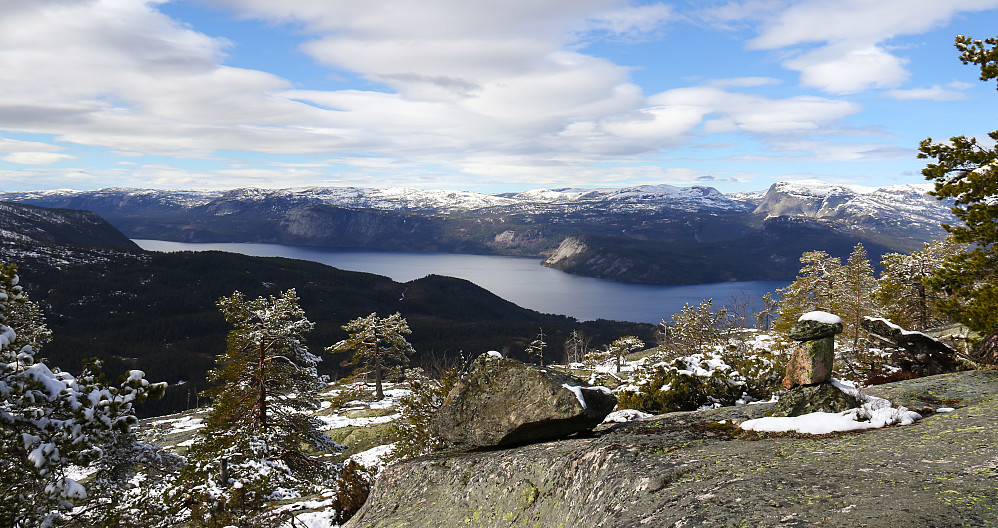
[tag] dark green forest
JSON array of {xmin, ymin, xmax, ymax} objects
[{"xmin": 11, "ymin": 247, "xmax": 652, "ymax": 416}]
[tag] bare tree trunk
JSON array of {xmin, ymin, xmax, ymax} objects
[
  {"xmin": 259, "ymin": 341, "xmax": 268, "ymax": 428},
  {"xmin": 374, "ymin": 342, "xmax": 384, "ymax": 400}
]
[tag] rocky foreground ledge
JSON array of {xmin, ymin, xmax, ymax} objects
[{"xmin": 347, "ymin": 370, "xmax": 998, "ymax": 528}]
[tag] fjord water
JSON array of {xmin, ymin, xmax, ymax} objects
[{"xmin": 134, "ymin": 240, "xmax": 786, "ymax": 324}]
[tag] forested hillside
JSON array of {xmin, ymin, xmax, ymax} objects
[{"xmin": 1, "ymin": 203, "xmax": 653, "ymax": 417}]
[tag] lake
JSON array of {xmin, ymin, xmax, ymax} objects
[{"xmin": 133, "ymin": 239, "xmax": 787, "ymax": 325}]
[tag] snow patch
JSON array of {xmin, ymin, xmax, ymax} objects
[
  {"xmin": 603, "ymin": 409, "xmax": 651, "ymax": 423},
  {"xmin": 799, "ymin": 311, "xmax": 842, "ymax": 324},
  {"xmin": 562, "ymin": 384, "xmax": 587, "ymax": 409},
  {"xmin": 739, "ymin": 379, "xmax": 921, "ymax": 435}
]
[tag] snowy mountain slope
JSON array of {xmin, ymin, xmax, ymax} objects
[
  {"xmin": 0, "ymin": 180, "xmax": 957, "ymax": 284},
  {"xmin": 0, "ymin": 187, "xmax": 222, "ymax": 211},
  {"xmin": 0, "ymin": 180, "xmax": 946, "ymax": 220},
  {"xmin": 507, "ymin": 184, "xmax": 752, "ymax": 213},
  {"xmin": 0, "ymin": 183, "xmax": 753, "ymax": 216},
  {"xmin": 753, "ymin": 180, "xmax": 952, "ymax": 250}
]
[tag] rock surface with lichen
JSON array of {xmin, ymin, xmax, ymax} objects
[
  {"xmin": 770, "ymin": 382, "xmax": 862, "ymax": 417},
  {"xmin": 347, "ymin": 370, "xmax": 998, "ymax": 528},
  {"xmin": 783, "ymin": 317, "xmax": 843, "ymax": 389},
  {"xmin": 434, "ymin": 354, "xmax": 617, "ymax": 448}
]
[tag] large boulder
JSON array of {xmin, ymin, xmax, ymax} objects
[
  {"xmin": 348, "ymin": 371, "xmax": 998, "ymax": 528},
  {"xmin": 861, "ymin": 317, "xmax": 965, "ymax": 375},
  {"xmin": 434, "ymin": 354, "xmax": 616, "ymax": 448},
  {"xmin": 771, "ymin": 382, "xmax": 862, "ymax": 417}
]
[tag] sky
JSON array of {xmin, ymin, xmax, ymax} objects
[{"xmin": 1, "ymin": 0, "xmax": 997, "ymax": 194}]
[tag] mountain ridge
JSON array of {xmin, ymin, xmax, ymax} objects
[{"xmin": 0, "ymin": 180, "xmax": 954, "ymax": 284}]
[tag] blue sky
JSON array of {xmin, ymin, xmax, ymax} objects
[{"xmin": 1, "ymin": 0, "xmax": 997, "ymax": 194}]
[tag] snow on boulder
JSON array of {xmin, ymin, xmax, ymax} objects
[
  {"xmin": 799, "ymin": 311, "xmax": 842, "ymax": 325},
  {"xmin": 861, "ymin": 317, "xmax": 964, "ymax": 376},
  {"xmin": 788, "ymin": 313, "xmax": 843, "ymax": 342},
  {"xmin": 434, "ymin": 354, "xmax": 616, "ymax": 448},
  {"xmin": 741, "ymin": 379, "xmax": 922, "ymax": 435},
  {"xmin": 602, "ymin": 409, "xmax": 651, "ymax": 423}
]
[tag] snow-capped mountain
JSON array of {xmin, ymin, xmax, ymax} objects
[
  {"xmin": 503, "ymin": 184, "xmax": 752, "ymax": 213},
  {"xmin": 2, "ymin": 183, "xmax": 755, "ymax": 216},
  {"xmin": 753, "ymin": 180, "xmax": 952, "ymax": 247},
  {"xmin": 1, "ymin": 180, "xmax": 956, "ymax": 285}
]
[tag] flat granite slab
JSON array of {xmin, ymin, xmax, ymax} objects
[{"xmin": 347, "ymin": 370, "xmax": 998, "ymax": 528}]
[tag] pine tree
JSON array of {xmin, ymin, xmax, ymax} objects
[
  {"xmin": 774, "ymin": 251, "xmax": 843, "ymax": 335},
  {"xmin": 755, "ymin": 292, "xmax": 779, "ymax": 331},
  {"xmin": 387, "ymin": 363, "xmax": 462, "ymax": 463},
  {"xmin": 666, "ymin": 299, "xmax": 728, "ymax": 358},
  {"xmin": 179, "ymin": 289, "xmax": 334, "ymax": 525},
  {"xmin": 840, "ymin": 243, "xmax": 878, "ymax": 350},
  {"xmin": 525, "ymin": 328, "xmax": 547, "ymax": 366},
  {"xmin": 875, "ymin": 237, "xmax": 964, "ymax": 330},
  {"xmin": 329, "ymin": 312, "xmax": 415, "ymax": 400},
  {"xmin": 563, "ymin": 329, "xmax": 591, "ymax": 365},
  {"xmin": 605, "ymin": 335, "xmax": 644, "ymax": 373},
  {"xmin": 0, "ymin": 263, "xmax": 165, "ymax": 527},
  {"xmin": 919, "ymin": 34, "xmax": 998, "ymax": 336}
]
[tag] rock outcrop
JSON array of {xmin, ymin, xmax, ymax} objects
[
  {"xmin": 770, "ymin": 382, "xmax": 861, "ymax": 417},
  {"xmin": 861, "ymin": 317, "xmax": 965, "ymax": 375},
  {"xmin": 972, "ymin": 328, "xmax": 998, "ymax": 366},
  {"xmin": 348, "ymin": 370, "xmax": 998, "ymax": 528},
  {"xmin": 434, "ymin": 354, "xmax": 616, "ymax": 448}
]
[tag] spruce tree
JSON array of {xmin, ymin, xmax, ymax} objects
[
  {"xmin": 919, "ymin": 34, "xmax": 998, "ymax": 336},
  {"xmin": 329, "ymin": 312, "xmax": 415, "ymax": 400}
]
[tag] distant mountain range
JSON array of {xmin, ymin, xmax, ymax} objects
[{"xmin": 0, "ymin": 180, "xmax": 953, "ymax": 284}]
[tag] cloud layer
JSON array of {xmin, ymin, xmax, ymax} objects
[{"xmin": 0, "ymin": 0, "xmax": 994, "ymax": 190}]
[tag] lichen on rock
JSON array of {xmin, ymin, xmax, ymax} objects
[{"xmin": 433, "ymin": 354, "xmax": 616, "ymax": 448}]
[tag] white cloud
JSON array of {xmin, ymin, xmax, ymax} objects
[
  {"xmin": 1, "ymin": 152, "xmax": 75, "ymax": 165},
  {"xmin": 713, "ymin": 0, "xmax": 998, "ymax": 94},
  {"xmin": 650, "ymin": 86, "xmax": 862, "ymax": 134},
  {"xmin": 582, "ymin": 3, "xmax": 673, "ymax": 39},
  {"xmin": 747, "ymin": 0, "xmax": 998, "ymax": 49},
  {"xmin": 708, "ymin": 77, "xmax": 782, "ymax": 88},
  {"xmin": 884, "ymin": 85, "xmax": 967, "ymax": 101},
  {"xmin": 766, "ymin": 139, "xmax": 912, "ymax": 161},
  {"xmin": 0, "ymin": 138, "xmax": 64, "ymax": 153},
  {"xmin": 783, "ymin": 44, "xmax": 909, "ymax": 94},
  {"xmin": 0, "ymin": 0, "xmax": 962, "ymax": 191}
]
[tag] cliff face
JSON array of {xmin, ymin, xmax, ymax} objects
[{"xmin": 348, "ymin": 370, "xmax": 998, "ymax": 528}]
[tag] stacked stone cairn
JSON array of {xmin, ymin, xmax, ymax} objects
[{"xmin": 773, "ymin": 311, "xmax": 861, "ymax": 417}]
